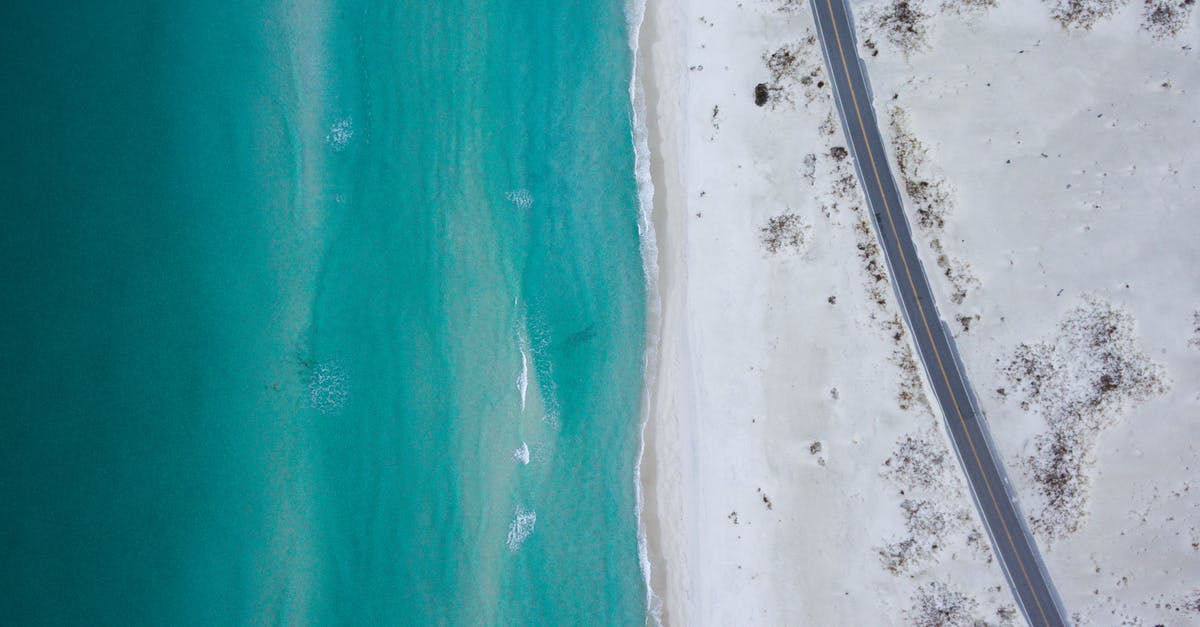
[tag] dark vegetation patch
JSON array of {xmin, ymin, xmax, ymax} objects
[
  {"xmin": 956, "ymin": 313, "xmax": 981, "ymax": 333},
  {"xmin": 884, "ymin": 431, "xmax": 951, "ymax": 491},
  {"xmin": 1142, "ymin": 0, "xmax": 1195, "ymax": 37},
  {"xmin": 1047, "ymin": 0, "xmax": 1127, "ymax": 30},
  {"xmin": 889, "ymin": 107, "xmax": 979, "ymax": 304},
  {"xmin": 760, "ymin": 213, "xmax": 812, "ymax": 254},
  {"xmin": 1000, "ymin": 295, "xmax": 1169, "ymax": 539},
  {"xmin": 1189, "ymin": 308, "xmax": 1200, "ymax": 351},
  {"xmin": 870, "ymin": 0, "xmax": 933, "ymax": 55},
  {"xmin": 760, "ymin": 35, "xmax": 828, "ymax": 109},
  {"xmin": 755, "ymin": 83, "xmax": 770, "ymax": 106},
  {"xmin": 877, "ymin": 425, "xmax": 986, "ymax": 576},
  {"xmin": 889, "ymin": 107, "xmax": 950, "ymax": 232},
  {"xmin": 931, "ymin": 239, "xmax": 979, "ymax": 305},
  {"xmin": 1183, "ymin": 590, "xmax": 1200, "ymax": 613},
  {"xmin": 942, "ymin": 0, "xmax": 999, "ymax": 12},
  {"xmin": 907, "ymin": 581, "xmax": 985, "ymax": 627}
]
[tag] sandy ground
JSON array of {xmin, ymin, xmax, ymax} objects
[
  {"xmin": 853, "ymin": 0, "xmax": 1200, "ymax": 622},
  {"xmin": 637, "ymin": 0, "xmax": 1200, "ymax": 622}
]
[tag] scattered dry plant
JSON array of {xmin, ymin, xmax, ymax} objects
[
  {"xmin": 760, "ymin": 213, "xmax": 812, "ymax": 254},
  {"xmin": 1142, "ymin": 0, "xmax": 1195, "ymax": 37},
  {"xmin": 869, "ymin": 0, "xmax": 933, "ymax": 55},
  {"xmin": 1000, "ymin": 295, "xmax": 1169, "ymax": 538},
  {"xmin": 1047, "ymin": 0, "xmax": 1127, "ymax": 30}
]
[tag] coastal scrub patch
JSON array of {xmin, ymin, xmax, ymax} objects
[
  {"xmin": 819, "ymin": 111, "xmax": 839, "ymax": 138},
  {"xmin": 850, "ymin": 216, "xmax": 891, "ymax": 309},
  {"xmin": 966, "ymin": 528, "xmax": 994, "ymax": 564},
  {"xmin": 931, "ymin": 239, "xmax": 979, "ymax": 305},
  {"xmin": 1142, "ymin": 0, "xmax": 1195, "ymax": 37},
  {"xmin": 897, "ymin": 341, "xmax": 927, "ymax": 411},
  {"xmin": 755, "ymin": 83, "xmax": 771, "ymax": 107},
  {"xmin": 760, "ymin": 213, "xmax": 812, "ymax": 254},
  {"xmin": 956, "ymin": 313, "xmax": 981, "ymax": 333},
  {"xmin": 941, "ymin": 0, "xmax": 999, "ymax": 13},
  {"xmin": 1046, "ymin": 0, "xmax": 1128, "ymax": 30},
  {"xmin": 888, "ymin": 107, "xmax": 979, "ymax": 304},
  {"xmin": 889, "ymin": 107, "xmax": 952, "ymax": 232},
  {"xmin": 867, "ymin": 0, "xmax": 933, "ymax": 56},
  {"xmin": 761, "ymin": 34, "xmax": 828, "ymax": 109},
  {"xmin": 812, "ymin": 138, "xmax": 882, "ymax": 305},
  {"xmin": 878, "ymin": 424, "xmax": 984, "ymax": 576},
  {"xmin": 1000, "ymin": 295, "xmax": 1169, "ymax": 539},
  {"xmin": 907, "ymin": 581, "xmax": 984, "ymax": 627},
  {"xmin": 884, "ymin": 429, "xmax": 952, "ymax": 492},
  {"xmin": 1183, "ymin": 589, "xmax": 1200, "ymax": 613},
  {"xmin": 1189, "ymin": 308, "xmax": 1200, "ymax": 351},
  {"xmin": 879, "ymin": 537, "xmax": 929, "ymax": 574},
  {"xmin": 876, "ymin": 490, "xmax": 981, "ymax": 577},
  {"xmin": 881, "ymin": 315, "xmax": 931, "ymax": 411},
  {"xmin": 803, "ymin": 153, "xmax": 818, "ymax": 184}
]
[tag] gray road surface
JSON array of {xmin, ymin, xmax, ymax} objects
[{"xmin": 808, "ymin": 0, "xmax": 1070, "ymax": 624}]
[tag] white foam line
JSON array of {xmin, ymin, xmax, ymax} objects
[
  {"xmin": 626, "ymin": 0, "xmax": 664, "ymax": 622},
  {"xmin": 518, "ymin": 343, "xmax": 529, "ymax": 413}
]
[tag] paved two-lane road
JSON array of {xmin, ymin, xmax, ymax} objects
[{"xmin": 809, "ymin": 0, "xmax": 1069, "ymax": 624}]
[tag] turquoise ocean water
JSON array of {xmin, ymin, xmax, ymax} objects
[{"xmin": 1, "ymin": 1, "xmax": 648, "ymax": 623}]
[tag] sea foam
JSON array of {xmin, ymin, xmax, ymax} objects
[
  {"xmin": 325, "ymin": 118, "xmax": 354, "ymax": 152},
  {"xmin": 626, "ymin": 0, "xmax": 664, "ymax": 621},
  {"xmin": 308, "ymin": 360, "xmax": 348, "ymax": 415},
  {"xmin": 512, "ymin": 442, "xmax": 530, "ymax": 465},
  {"xmin": 517, "ymin": 341, "xmax": 529, "ymax": 412},
  {"xmin": 505, "ymin": 189, "xmax": 533, "ymax": 210},
  {"xmin": 506, "ymin": 507, "xmax": 537, "ymax": 552}
]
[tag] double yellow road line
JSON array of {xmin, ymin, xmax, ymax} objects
[{"xmin": 815, "ymin": 0, "xmax": 1058, "ymax": 623}]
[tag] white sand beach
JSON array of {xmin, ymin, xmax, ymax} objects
[{"xmin": 637, "ymin": 0, "xmax": 1200, "ymax": 622}]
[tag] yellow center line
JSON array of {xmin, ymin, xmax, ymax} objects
[{"xmin": 817, "ymin": 1, "xmax": 1052, "ymax": 625}]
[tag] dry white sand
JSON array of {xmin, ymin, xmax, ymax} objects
[
  {"xmin": 854, "ymin": 0, "xmax": 1200, "ymax": 622},
  {"xmin": 636, "ymin": 0, "xmax": 1200, "ymax": 622}
]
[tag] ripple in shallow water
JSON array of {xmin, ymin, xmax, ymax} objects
[{"xmin": 308, "ymin": 361, "xmax": 347, "ymax": 414}]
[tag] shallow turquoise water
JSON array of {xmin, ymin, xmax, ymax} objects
[{"xmin": 0, "ymin": 1, "xmax": 647, "ymax": 623}]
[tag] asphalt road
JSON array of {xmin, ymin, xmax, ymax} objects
[{"xmin": 808, "ymin": 0, "xmax": 1070, "ymax": 624}]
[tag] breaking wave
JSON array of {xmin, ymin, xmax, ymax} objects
[
  {"xmin": 626, "ymin": 0, "xmax": 664, "ymax": 621},
  {"xmin": 506, "ymin": 507, "xmax": 537, "ymax": 552},
  {"xmin": 512, "ymin": 442, "xmax": 530, "ymax": 465}
]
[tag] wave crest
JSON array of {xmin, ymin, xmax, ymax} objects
[{"xmin": 506, "ymin": 507, "xmax": 537, "ymax": 552}]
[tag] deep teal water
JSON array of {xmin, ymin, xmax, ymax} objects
[{"xmin": 1, "ymin": 1, "xmax": 647, "ymax": 623}]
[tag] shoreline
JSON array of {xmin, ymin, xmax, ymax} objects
[
  {"xmin": 626, "ymin": 0, "xmax": 1009, "ymax": 622},
  {"xmin": 630, "ymin": 0, "xmax": 1200, "ymax": 622},
  {"xmin": 631, "ymin": 0, "xmax": 689, "ymax": 622},
  {"xmin": 626, "ymin": 0, "xmax": 662, "ymax": 621}
]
